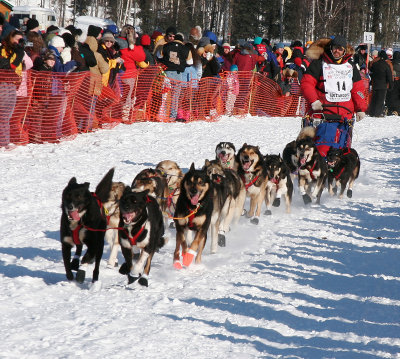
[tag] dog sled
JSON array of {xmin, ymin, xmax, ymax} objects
[{"xmin": 302, "ymin": 104, "xmax": 354, "ymax": 157}]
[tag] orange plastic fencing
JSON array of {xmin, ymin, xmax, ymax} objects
[{"xmin": 0, "ymin": 66, "xmax": 372, "ymax": 148}]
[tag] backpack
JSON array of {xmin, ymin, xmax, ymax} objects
[{"xmin": 315, "ymin": 121, "xmax": 351, "ymax": 157}]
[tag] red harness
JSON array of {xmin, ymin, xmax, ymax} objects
[
  {"xmin": 127, "ymin": 225, "xmax": 145, "ymax": 246},
  {"xmin": 307, "ymin": 161, "xmax": 317, "ymax": 180},
  {"xmin": 241, "ymin": 173, "xmax": 260, "ymax": 191}
]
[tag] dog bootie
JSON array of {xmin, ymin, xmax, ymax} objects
[
  {"xmin": 302, "ymin": 194, "xmax": 312, "ymax": 205},
  {"xmin": 138, "ymin": 274, "xmax": 148, "ymax": 287},
  {"xmin": 347, "ymin": 189, "xmax": 353, "ymax": 198},
  {"xmin": 128, "ymin": 274, "xmax": 139, "ymax": 285},
  {"xmin": 75, "ymin": 269, "xmax": 86, "ymax": 283},
  {"xmin": 182, "ymin": 249, "xmax": 196, "ymax": 267},
  {"xmin": 173, "ymin": 260, "xmax": 183, "ymax": 270},
  {"xmin": 273, "ymin": 198, "xmax": 281, "ymax": 207},
  {"xmin": 70, "ymin": 257, "xmax": 80, "ymax": 271},
  {"xmin": 264, "ymin": 209, "xmax": 272, "ymax": 215},
  {"xmin": 250, "ymin": 217, "xmax": 259, "ymax": 225},
  {"xmin": 119, "ymin": 262, "xmax": 129, "ymax": 275},
  {"xmin": 218, "ymin": 233, "xmax": 226, "ymax": 247}
]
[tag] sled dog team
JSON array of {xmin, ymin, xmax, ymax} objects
[{"xmin": 60, "ymin": 127, "xmax": 360, "ymax": 286}]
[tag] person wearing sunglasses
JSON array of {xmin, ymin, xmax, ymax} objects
[{"xmin": 301, "ymin": 35, "xmax": 367, "ymax": 123}]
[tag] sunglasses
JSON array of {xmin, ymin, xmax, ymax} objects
[
  {"xmin": 332, "ymin": 45, "xmax": 345, "ymax": 52},
  {"xmin": 167, "ymin": 34, "xmax": 175, "ymax": 38},
  {"xmin": 104, "ymin": 40, "xmax": 114, "ymax": 43}
]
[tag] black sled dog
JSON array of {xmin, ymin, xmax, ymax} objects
[
  {"xmin": 264, "ymin": 154, "xmax": 293, "ymax": 214},
  {"xmin": 326, "ymin": 147, "xmax": 360, "ymax": 198},
  {"xmin": 173, "ymin": 163, "xmax": 213, "ymax": 269},
  {"xmin": 118, "ymin": 188, "xmax": 166, "ymax": 287},
  {"xmin": 296, "ymin": 136, "xmax": 327, "ymax": 204},
  {"xmin": 60, "ymin": 168, "xmax": 114, "ymax": 283}
]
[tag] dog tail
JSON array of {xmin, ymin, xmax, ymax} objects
[
  {"xmin": 297, "ymin": 126, "xmax": 316, "ymax": 141},
  {"xmin": 95, "ymin": 168, "xmax": 115, "ymax": 203}
]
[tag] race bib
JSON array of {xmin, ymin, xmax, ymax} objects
[{"xmin": 323, "ymin": 62, "xmax": 353, "ymax": 102}]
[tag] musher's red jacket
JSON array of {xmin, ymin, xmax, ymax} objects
[{"xmin": 301, "ymin": 38, "xmax": 367, "ymax": 119}]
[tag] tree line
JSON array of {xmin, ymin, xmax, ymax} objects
[{"xmin": 60, "ymin": 0, "xmax": 399, "ymax": 48}]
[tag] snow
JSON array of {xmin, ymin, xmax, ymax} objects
[{"xmin": 1, "ymin": 115, "xmax": 400, "ymax": 358}]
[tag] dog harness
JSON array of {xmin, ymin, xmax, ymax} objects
[
  {"xmin": 127, "ymin": 225, "xmax": 145, "ymax": 246},
  {"xmin": 240, "ymin": 173, "xmax": 260, "ymax": 191},
  {"xmin": 301, "ymin": 160, "xmax": 317, "ymax": 180},
  {"xmin": 186, "ymin": 204, "xmax": 202, "ymax": 228}
]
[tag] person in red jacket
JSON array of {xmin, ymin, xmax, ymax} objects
[
  {"xmin": 301, "ymin": 35, "xmax": 367, "ymax": 122},
  {"xmin": 233, "ymin": 42, "xmax": 262, "ymax": 71}
]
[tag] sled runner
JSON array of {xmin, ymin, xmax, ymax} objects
[{"xmin": 302, "ymin": 104, "xmax": 355, "ymax": 157}]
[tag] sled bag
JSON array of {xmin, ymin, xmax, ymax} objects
[{"xmin": 315, "ymin": 121, "xmax": 350, "ymax": 157}]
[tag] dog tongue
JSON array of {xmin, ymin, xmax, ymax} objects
[
  {"xmin": 243, "ymin": 161, "xmax": 251, "ymax": 170},
  {"xmin": 69, "ymin": 210, "xmax": 80, "ymax": 221},
  {"xmin": 191, "ymin": 193, "xmax": 200, "ymax": 206},
  {"xmin": 219, "ymin": 153, "xmax": 229, "ymax": 163},
  {"xmin": 123, "ymin": 212, "xmax": 135, "ymax": 223},
  {"xmin": 300, "ymin": 157, "xmax": 306, "ymax": 166}
]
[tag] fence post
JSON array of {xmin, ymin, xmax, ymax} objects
[{"xmin": 21, "ymin": 75, "xmax": 36, "ymax": 128}]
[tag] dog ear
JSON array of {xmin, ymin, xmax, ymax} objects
[
  {"xmin": 204, "ymin": 159, "xmax": 210, "ymax": 166},
  {"xmin": 123, "ymin": 186, "xmax": 132, "ymax": 194},
  {"xmin": 68, "ymin": 177, "xmax": 77, "ymax": 185},
  {"xmin": 83, "ymin": 182, "xmax": 90, "ymax": 190},
  {"xmin": 242, "ymin": 142, "xmax": 247, "ymax": 147},
  {"xmin": 190, "ymin": 162, "xmax": 195, "ymax": 171}
]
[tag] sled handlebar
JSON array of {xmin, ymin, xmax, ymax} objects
[{"xmin": 322, "ymin": 104, "xmax": 353, "ymax": 116}]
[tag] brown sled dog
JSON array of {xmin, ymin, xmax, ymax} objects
[{"xmin": 237, "ymin": 144, "xmax": 269, "ymax": 225}]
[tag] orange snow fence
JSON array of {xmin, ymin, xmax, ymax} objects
[{"xmin": 0, "ymin": 67, "xmax": 371, "ymax": 148}]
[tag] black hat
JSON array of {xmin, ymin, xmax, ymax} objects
[
  {"xmin": 65, "ymin": 25, "xmax": 78, "ymax": 37},
  {"xmin": 292, "ymin": 40, "xmax": 303, "ymax": 48},
  {"xmin": 46, "ymin": 25, "xmax": 59, "ymax": 34},
  {"xmin": 331, "ymin": 35, "xmax": 347, "ymax": 48},
  {"xmin": 359, "ymin": 44, "xmax": 367, "ymax": 51},
  {"xmin": 378, "ymin": 50, "xmax": 388, "ymax": 60},
  {"xmin": 26, "ymin": 18, "xmax": 39, "ymax": 31},
  {"xmin": 87, "ymin": 25, "xmax": 102, "ymax": 38},
  {"xmin": 62, "ymin": 32, "xmax": 75, "ymax": 48},
  {"xmin": 165, "ymin": 26, "xmax": 177, "ymax": 36}
]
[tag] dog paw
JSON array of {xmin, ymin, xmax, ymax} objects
[
  {"xmin": 70, "ymin": 258, "xmax": 80, "ymax": 271},
  {"xmin": 119, "ymin": 262, "xmax": 129, "ymax": 275},
  {"xmin": 127, "ymin": 274, "xmax": 139, "ymax": 285},
  {"xmin": 272, "ymin": 198, "xmax": 281, "ymax": 207},
  {"xmin": 332, "ymin": 187, "xmax": 338, "ymax": 195},
  {"xmin": 347, "ymin": 189, "xmax": 353, "ymax": 198},
  {"xmin": 264, "ymin": 209, "xmax": 272, "ymax": 215},
  {"xmin": 241, "ymin": 208, "xmax": 247, "ymax": 216},
  {"xmin": 81, "ymin": 253, "xmax": 95, "ymax": 264},
  {"xmin": 218, "ymin": 233, "xmax": 226, "ymax": 247},
  {"xmin": 250, "ymin": 217, "xmax": 259, "ymax": 225},
  {"xmin": 302, "ymin": 194, "xmax": 312, "ymax": 205},
  {"xmin": 138, "ymin": 276, "xmax": 148, "ymax": 287},
  {"xmin": 75, "ymin": 269, "xmax": 86, "ymax": 283},
  {"xmin": 66, "ymin": 271, "xmax": 74, "ymax": 281},
  {"xmin": 169, "ymin": 222, "xmax": 176, "ymax": 229}
]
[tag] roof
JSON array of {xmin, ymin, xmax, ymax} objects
[{"xmin": 0, "ymin": 0, "xmax": 13, "ymax": 9}]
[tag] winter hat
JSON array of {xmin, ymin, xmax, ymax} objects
[
  {"xmin": 359, "ymin": 44, "xmax": 367, "ymax": 51},
  {"xmin": 58, "ymin": 28, "xmax": 71, "ymax": 36},
  {"xmin": 46, "ymin": 25, "xmax": 59, "ymax": 34},
  {"xmin": 102, "ymin": 32, "xmax": 116, "ymax": 43},
  {"xmin": 254, "ymin": 37, "xmax": 262, "ymax": 45},
  {"xmin": 105, "ymin": 24, "xmax": 119, "ymax": 35},
  {"xmin": 87, "ymin": 25, "xmax": 102, "ymax": 38},
  {"xmin": 331, "ymin": 35, "xmax": 347, "ymax": 48},
  {"xmin": 165, "ymin": 26, "xmax": 177, "ymax": 36},
  {"xmin": 140, "ymin": 34, "xmax": 151, "ymax": 46},
  {"xmin": 151, "ymin": 30, "xmax": 162, "ymax": 40},
  {"xmin": 276, "ymin": 42, "xmax": 284, "ymax": 49},
  {"xmin": 243, "ymin": 42, "xmax": 253, "ymax": 50},
  {"xmin": 26, "ymin": 18, "xmax": 39, "ymax": 31},
  {"xmin": 379, "ymin": 50, "xmax": 388, "ymax": 60},
  {"xmin": 372, "ymin": 49, "xmax": 379, "ymax": 57},
  {"xmin": 197, "ymin": 36, "xmax": 210, "ymax": 48},
  {"xmin": 175, "ymin": 33, "xmax": 184, "ymax": 42},
  {"xmin": 292, "ymin": 40, "xmax": 302, "ymax": 48},
  {"xmin": 386, "ymin": 48, "xmax": 393, "ymax": 57},
  {"xmin": 222, "ymin": 43, "xmax": 230, "ymax": 49},
  {"xmin": 49, "ymin": 35, "xmax": 65, "ymax": 48},
  {"xmin": 230, "ymin": 64, "xmax": 238, "ymax": 71},
  {"xmin": 62, "ymin": 32, "xmax": 76, "ymax": 48}
]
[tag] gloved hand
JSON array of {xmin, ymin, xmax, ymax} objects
[
  {"xmin": 311, "ymin": 100, "xmax": 323, "ymax": 111},
  {"xmin": 12, "ymin": 45, "xmax": 25, "ymax": 67},
  {"xmin": 356, "ymin": 112, "xmax": 365, "ymax": 122}
]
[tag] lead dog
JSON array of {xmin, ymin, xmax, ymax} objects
[
  {"xmin": 237, "ymin": 144, "xmax": 268, "ymax": 225},
  {"xmin": 118, "ymin": 188, "xmax": 166, "ymax": 287},
  {"xmin": 326, "ymin": 147, "xmax": 360, "ymax": 198},
  {"xmin": 104, "ymin": 181, "xmax": 126, "ymax": 268},
  {"xmin": 296, "ymin": 135, "xmax": 327, "ymax": 204},
  {"xmin": 215, "ymin": 142, "xmax": 239, "ymax": 171},
  {"xmin": 173, "ymin": 163, "xmax": 213, "ymax": 268},
  {"xmin": 155, "ymin": 160, "xmax": 183, "ymax": 226},
  {"xmin": 203, "ymin": 159, "xmax": 246, "ymax": 251},
  {"xmin": 264, "ymin": 154, "xmax": 293, "ymax": 214},
  {"xmin": 60, "ymin": 168, "xmax": 114, "ymax": 283}
]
